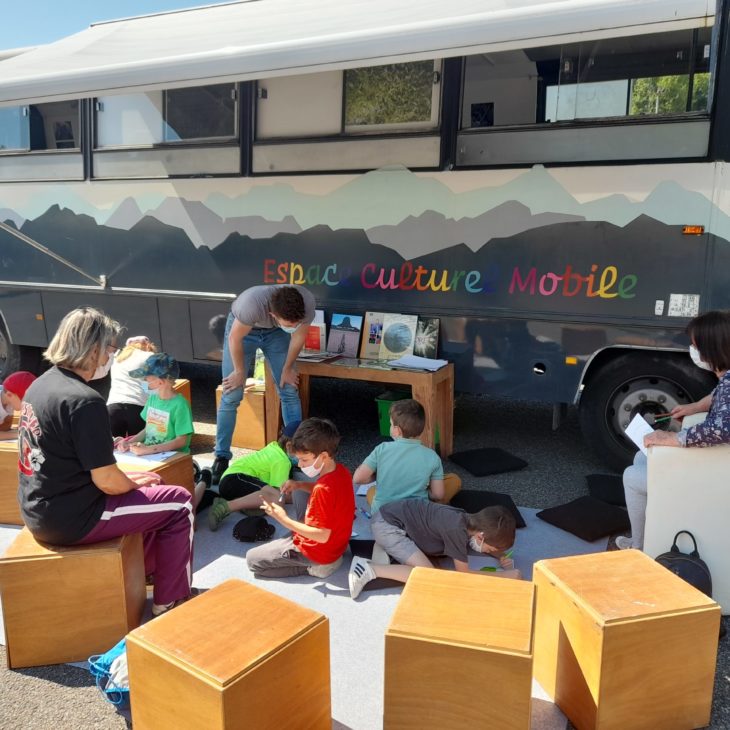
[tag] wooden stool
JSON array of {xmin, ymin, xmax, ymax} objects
[
  {"xmin": 126, "ymin": 579, "xmax": 330, "ymax": 730},
  {"xmin": 0, "ymin": 528, "xmax": 145, "ymax": 668},
  {"xmin": 215, "ymin": 384, "xmax": 266, "ymax": 450},
  {"xmin": 173, "ymin": 378, "xmax": 192, "ymax": 409},
  {"xmin": 117, "ymin": 452, "xmax": 195, "ymax": 496},
  {"xmin": 533, "ymin": 550, "xmax": 720, "ymax": 730},
  {"xmin": 0, "ymin": 439, "xmax": 22, "ymax": 525},
  {"xmin": 384, "ymin": 567, "xmax": 535, "ymax": 730}
]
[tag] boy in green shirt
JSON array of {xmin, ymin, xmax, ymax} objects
[
  {"xmin": 116, "ymin": 353, "xmax": 194, "ymax": 455},
  {"xmin": 207, "ymin": 421, "xmax": 299, "ymax": 531}
]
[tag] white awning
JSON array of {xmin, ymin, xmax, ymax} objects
[{"xmin": 0, "ymin": 0, "xmax": 714, "ymax": 106}]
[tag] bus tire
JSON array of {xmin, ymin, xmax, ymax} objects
[
  {"xmin": 579, "ymin": 352, "xmax": 715, "ymax": 472},
  {"xmin": 0, "ymin": 319, "xmax": 40, "ymax": 381}
]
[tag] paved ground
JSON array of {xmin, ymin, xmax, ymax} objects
[{"xmin": 1, "ymin": 366, "xmax": 728, "ymax": 729}]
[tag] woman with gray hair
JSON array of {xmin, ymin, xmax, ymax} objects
[{"xmin": 17, "ymin": 307, "xmax": 196, "ymax": 616}]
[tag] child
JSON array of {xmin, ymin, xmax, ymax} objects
[
  {"xmin": 246, "ymin": 418, "xmax": 355, "ymax": 579},
  {"xmin": 207, "ymin": 420, "xmax": 300, "ymax": 531},
  {"xmin": 116, "ymin": 353, "xmax": 194, "ymax": 456},
  {"xmin": 348, "ymin": 501, "xmax": 520, "ymax": 599},
  {"xmin": 353, "ymin": 399, "xmax": 460, "ymax": 513},
  {"xmin": 107, "ymin": 335, "xmax": 158, "ymax": 437},
  {"xmin": 0, "ymin": 371, "xmax": 37, "ymax": 432}
]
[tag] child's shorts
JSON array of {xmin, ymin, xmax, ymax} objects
[{"xmin": 371, "ymin": 512, "xmax": 421, "ymax": 564}]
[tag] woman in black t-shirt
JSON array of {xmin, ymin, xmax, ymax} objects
[{"xmin": 18, "ymin": 307, "xmax": 196, "ymax": 616}]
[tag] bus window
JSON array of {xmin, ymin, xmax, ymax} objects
[
  {"xmin": 95, "ymin": 83, "xmax": 237, "ymax": 148},
  {"xmin": 458, "ymin": 25, "xmax": 714, "ymax": 165},
  {"xmin": 344, "ymin": 60, "xmax": 441, "ymax": 132},
  {"xmin": 0, "ymin": 100, "xmax": 80, "ymax": 152}
]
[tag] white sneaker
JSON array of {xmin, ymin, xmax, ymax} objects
[
  {"xmin": 371, "ymin": 543, "xmax": 390, "ymax": 565},
  {"xmin": 307, "ymin": 556, "xmax": 343, "ymax": 578},
  {"xmin": 348, "ymin": 556, "xmax": 376, "ymax": 599},
  {"xmin": 615, "ymin": 536, "xmax": 634, "ymax": 550}
]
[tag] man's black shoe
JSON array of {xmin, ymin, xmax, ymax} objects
[{"xmin": 211, "ymin": 457, "xmax": 229, "ymax": 485}]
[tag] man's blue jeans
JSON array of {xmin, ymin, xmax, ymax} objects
[{"xmin": 215, "ymin": 313, "xmax": 302, "ymax": 459}]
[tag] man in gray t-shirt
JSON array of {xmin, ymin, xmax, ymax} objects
[{"xmin": 213, "ymin": 285, "xmax": 316, "ymax": 482}]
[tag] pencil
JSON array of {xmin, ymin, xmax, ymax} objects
[{"xmin": 654, "ymin": 416, "xmax": 673, "ymax": 423}]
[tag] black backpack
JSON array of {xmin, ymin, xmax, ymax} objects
[{"xmin": 655, "ymin": 530, "xmax": 712, "ymax": 598}]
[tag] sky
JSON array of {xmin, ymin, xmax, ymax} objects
[{"xmin": 1, "ymin": 0, "xmax": 220, "ymax": 49}]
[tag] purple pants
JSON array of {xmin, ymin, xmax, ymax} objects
[{"xmin": 74, "ymin": 484, "xmax": 194, "ymax": 605}]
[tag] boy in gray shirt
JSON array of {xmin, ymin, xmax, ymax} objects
[{"xmin": 348, "ymin": 500, "xmax": 520, "ymax": 599}]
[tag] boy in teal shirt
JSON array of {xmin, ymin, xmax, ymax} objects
[
  {"xmin": 353, "ymin": 399, "xmax": 460, "ymax": 513},
  {"xmin": 116, "ymin": 353, "xmax": 194, "ymax": 455}
]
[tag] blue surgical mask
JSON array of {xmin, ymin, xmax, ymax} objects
[
  {"xmin": 280, "ymin": 324, "xmax": 299, "ymax": 335},
  {"xmin": 140, "ymin": 381, "xmax": 150, "ymax": 394},
  {"xmin": 288, "ymin": 455, "xmax": 298, "ymax": 466},
  {"xmin": 469, "ymin": 534, "xmax": 484, "ymax": 553}
]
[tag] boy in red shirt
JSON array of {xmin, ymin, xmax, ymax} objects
[{"xmin": 247, "ymin": 417, "xmax": 355, "ymax": 579}]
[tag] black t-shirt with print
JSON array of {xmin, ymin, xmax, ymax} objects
[{"xmin": 18, "ymin": 366, "xmax": 116, "ymax": 544}]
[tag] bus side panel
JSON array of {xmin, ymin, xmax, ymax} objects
[
  {"xmin": 40, "ymin": 291, "xmax": 162, "ymax": 347},
  {"xmin": 0, "ymin": 290, "xmax": 47, "ymax": 346},
  {"xmin": 158, "ymin": 297, "xmax": 195, "ymax": 362}
]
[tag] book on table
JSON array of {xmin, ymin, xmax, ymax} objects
[
  {"xmin": 326, "ymin": 313, "xmax": 364, "ymax": 358},
  {"xmin": 360, "ymin": 311, "xmax": 386, "ymax": 359},
  {"xmin": 414, "ymin": 316, "xmax": 440, "ymax": 359},
  {"xmin": 379, "ymin": 313, "xmax": 418, "ymax": 360},
  {"xmin": 387, "ymin": 354, "xmax": 449, "ymax": 372}
]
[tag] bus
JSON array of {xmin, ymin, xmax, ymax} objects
[{"xmin": 0, "ymin": 0, "xmax": 727, "ymax": 470}]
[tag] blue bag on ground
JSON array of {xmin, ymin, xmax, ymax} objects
[{"xmin": 88, "ymin": 637, "xmax": 131, "ymax": 717}]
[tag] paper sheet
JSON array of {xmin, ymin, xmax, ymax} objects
[
  {"xmin": 625, "ymin": 414, "xmax": 653, "ymax": 455},
  {"xmin": 387, "ymin": 354, "xmax": 448, "ymax": 371},
  {"xmin": 356, "ymin": 481, "xmax": 376, "ymax": 496},
  {"xmin": 114, "ymin": 450, "xmax": 177, "ymax": 466}
]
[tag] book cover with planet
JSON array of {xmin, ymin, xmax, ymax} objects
[{"xmin": 379, "ymin": 313, "xmax": 418, "ymax": 360}]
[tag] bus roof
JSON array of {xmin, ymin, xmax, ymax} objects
[{"xmin": 0, "ymin": 0, "xmax": 714, "ymax": 106}]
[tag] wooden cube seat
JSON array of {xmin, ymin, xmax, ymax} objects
[
  {"xmin": 126, "ymin": 579, "xmax": 330, "ymax": 730},
  {"xmin": 385, "ymin": 567, "xmax": 536, "ymax": 730},
  {"xmin": 215, "ymin": 384, "xmax": 266, "ymax": 450},
  {"xmin": 533, "ymin": 550, "xmax": 721, "ymax": 730},
  {"xmin": 0, "ymin": 440, "xmax": 22, "ymax": 525},
  {"xmin": 0, "ymin": 527, "xmax": 145, "ymax": 668},
  {"xmin": 117, "ymin": 451, "xmax": 195, "ymax": 496}
]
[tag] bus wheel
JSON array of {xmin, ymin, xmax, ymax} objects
[
  {"xmin": 579, "ymin": 353, "xmax": 714, "ymax": 472},
  {"xmin": 0, "ymin": 320, "xmax": 40, "ymax": 381}
]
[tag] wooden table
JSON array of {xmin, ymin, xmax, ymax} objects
[{"xmin": 265, "ymin": 360, "xmax": 454, "ymax": 457}]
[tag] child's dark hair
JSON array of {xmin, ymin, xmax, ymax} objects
[
  {"xmin": 687, "ymin": 310, "xmax": 730, "ymax": 372},
  {"xmin": 289, "ymin": 418, "xmax": 340, "ymax": 456},
  {"xmin": 277, "ymin": 431, "xmax": 293, "ymax": 451},
  {"xmin": 389, "ymin": 399, "xmax": 425, "ymax": 438},
  {"xmin": 467, "ymin": 506, "xmax": 516, "ymax": 550},
  {"xmin": 270, "ymin": 287, "xmax": 306, "ymax": 323}
]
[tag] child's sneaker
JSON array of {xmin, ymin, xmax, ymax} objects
[
  {"xmin": 208, "ymin": 497, "xmax": 231, "ymax": 532},
  {"xmin": 348, "ymin": 556, "xmax": 376, "ymax": 599},
  {"xmin": 306, "ymin": 556, "xmax": 342, "ymax": 578}
]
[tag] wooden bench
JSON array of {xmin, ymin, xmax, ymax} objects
[
  {"xmin": 0, "ymin": 439, "xmax": 21, "ymax": 525},
  {"xmin": 127, "ymin": 579, "xmax": 330, "ymax": 730},
  {"xmin": 0, "ymin": 527, "xmax": 146, "ymax": 668},
  {"xmin": 215, "ymin": 383, "xmax": 267, "ymax": 450}
]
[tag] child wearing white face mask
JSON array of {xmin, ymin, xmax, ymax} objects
[
  {"xmin": 246, "ymin": 418, "xmax": 355, "ymax": 579},
  {"xmin": 352, "ymin": 399, "xmax": 461, "ymax": 514},
  {"xmin": 617, "ymin": 310, "xmax": 730, "ymax": 550},
  {"xmin": 348, "ymin": 502, "xmax": 520, "ymax": 599}
]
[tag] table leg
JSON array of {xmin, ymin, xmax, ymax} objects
[
  {"xmin": 412, "ymin": 382, "xmax": 438, "ymax": 453},
  {"xmin": 437, "ymin": 375, "xmax": 454, "ymax": 458},
  {"xmin": 264, "ymin": 362, "xmax": 282, "ymax": 444},
  {"xmin": 299, "ymin": 374, "xmax": 311, "ymax": 420}
]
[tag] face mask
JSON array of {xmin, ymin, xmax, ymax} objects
[
  {"xmin": 300, "ymin": 457, "xmax": 324, "ymax": 478},
  {"xmin": 279, "ymin": 324, "xmax": 299, "ymax": 335},
  {"xmin": 289, "ymin": 455, "xmax": 299, "ymax": 466},
  {"xmin": 140, "ymin": 380, "xmax": 150, "ymax": 394},
  {"xmin": 469, "ymin": 534, "xmax": 484, "ymax": 553},
  {"xmin": 689, "ymin": 344, "xmax": 713, "ymax": 372},
  {"xmin": 0, "ymin": 394, "xmax": 9, "ymax": 422},
  {"xmin": 92, "ymin": 356, "xmax": 113, "ymax": 380}
]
